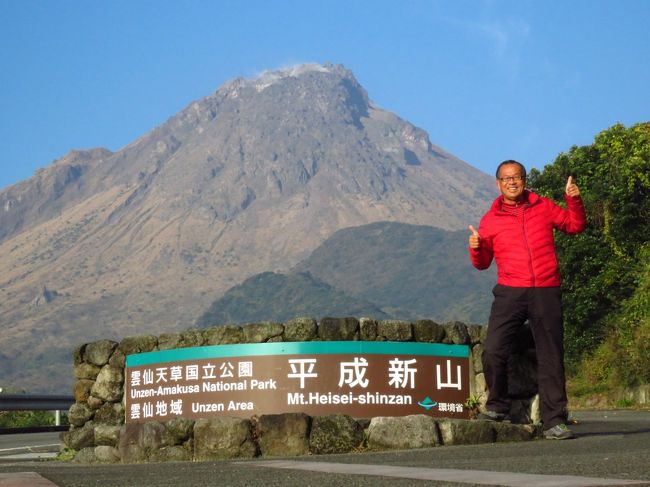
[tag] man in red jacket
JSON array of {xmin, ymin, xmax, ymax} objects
[{"xmin": 468, "ymin": 160, "xmax": 586, "ymax": 440}]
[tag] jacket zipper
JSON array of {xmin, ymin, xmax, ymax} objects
[{"xmin": 521, "ymin": 209, "xmax": 535, "ymax": 286}]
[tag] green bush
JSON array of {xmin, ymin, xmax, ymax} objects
[
  {"xmin": 0, "ymin": 410, "xmax": 67, "ymax": 428},
  {"xmin": 529, "ymin": 122, "xmax": 650, "ymax": 396}
]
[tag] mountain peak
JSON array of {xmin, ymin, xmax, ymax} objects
[
  {"xmin": 252, "ymin": 63, "xmax": 338, "ymax": 88},
  {"xmin": 220, "ymin": 63, "xmax": 355, "ymax": 95},
  {"xmin": 211, "ymin": 63, "xmax": 369, "ymax": 122}
]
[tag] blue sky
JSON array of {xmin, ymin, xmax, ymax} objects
[{"xmin": 1, "ymin": 0, "xmax": 648, "ymax": 190}]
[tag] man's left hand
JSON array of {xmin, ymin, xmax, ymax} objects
[{"xmin": 565, "ymin": 176, "xmax": 580, "ymax": 197}]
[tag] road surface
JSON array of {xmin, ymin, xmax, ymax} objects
[{"xmin": 1, "ymin": 410, "xmax": 649, "ymax": 486}]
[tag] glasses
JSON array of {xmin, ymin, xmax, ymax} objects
[{"xmin": 498, "ymin": 175, "xmax": 525, "ymax": 183}]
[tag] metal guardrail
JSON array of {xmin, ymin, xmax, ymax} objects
[
  {"xmin": 0, "ymin": 394, "xmax": 74, "ymax": 411},
  {"xmin": 0, "ymin": 394, "xmax": 74, "ymax": 430}
]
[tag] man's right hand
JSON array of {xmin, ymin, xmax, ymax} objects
[{"xmin": 469, "ymin": 225, "xmax": 481, "ymax": 249}]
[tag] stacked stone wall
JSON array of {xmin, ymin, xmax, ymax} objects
[{"xmin": 61, "ymin": 317, "xmax": 541, "ymax": 463}]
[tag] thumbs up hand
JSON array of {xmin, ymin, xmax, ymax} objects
[
  {"xmin": 565, "ymin": 176, "xmax": 580, "ymax": 197},
  {"xmin": 468, "ymin": 225, "xmax": 481, "ymax": 249}
]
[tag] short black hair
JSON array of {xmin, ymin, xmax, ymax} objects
[{"xmin": 496, "ymin": 160, "xmax": 527, "ymax": 179}]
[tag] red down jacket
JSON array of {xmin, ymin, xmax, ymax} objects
[{"xmin": 469, "ymin": 190, "xmax": 586, "ymax": 287}]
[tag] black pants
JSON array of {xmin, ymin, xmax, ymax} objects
[{"xmin": 482, "ymin": 284, "xmax": 567, "ymax": 428}]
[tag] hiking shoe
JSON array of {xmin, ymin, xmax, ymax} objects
[
  {"xmin": 476, "ymin": 410, "xmax": 510, "ymax": 422},
  {"xmin": 543, "ymin": 423, "xmax": 575, "ymax": 440}
]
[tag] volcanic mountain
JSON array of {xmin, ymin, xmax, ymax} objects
[{"xmin": 0, "ymin": 63, "xmax": 496, "ymax": 392}]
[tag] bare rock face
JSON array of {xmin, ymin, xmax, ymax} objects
[{"xmin": 0, "ymin": 63, "xmax": 496, "ymax": 392}]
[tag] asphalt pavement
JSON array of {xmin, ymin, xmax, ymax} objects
[{"xmin": 1, "ymin": 410, "xmax": 649, "ymax": 486}]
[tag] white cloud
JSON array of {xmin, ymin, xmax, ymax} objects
[{"xmin": 445, "ymin": 15, "xmax": 530, "ymax": 60}]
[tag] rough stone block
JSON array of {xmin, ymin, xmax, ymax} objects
[
  {"xmin": 94, "ymin": 424, "xmax": 121, "ymax": 446},
  {"xmin": 118, "ymin": 335, "xmax": 158, "ymax": 356},
  {"xmin": 87, "ymin": 396, "xmax": 104, "ymax": 410},
  {"xmin": 74, "ymin": 363, "xmax": 101, "ymax": 380},
  {"xmin": 117, "ymin": 424, "xmax": 147, "ymax": 463},
  {"xmin": 471, "ymin": 343, "xmax": 484, "ymax": 374},
  {"xmin": 438, "ymin": 419, "xmax": 495, "ymax": 445},
  {"xmin": 141, "ymin": 421, "xmax": 176, "ymax": 450},
  {"xmin": 108, "ymin": 350, "xmax": 126, "ymax": 369},
  {"xmin": 74, "ymin": 379, "xmax": 95, "ymax": 403},
  {"xmin": 90, "ymin": 365, "xmax": 124, "ymax": 403},
  {"xmin": 73, "ymin": 344, "xmax": 86, "ymax": 366},
  {"xmin": 377, "ymin": 320, "xmax": 413, "ymax": 341},
  {"xmin": 284, "ymin": 317, "xmax": 318, "ymax": 341},
  {"xmin": 94, "ymin": 402, "xmax": 125, "ymax": 425},
  {"xmin": 61, "ymin": 423, "xmax": 95, "ymax": 450},
  {"xmin": 72, "ymin": 447, "xmax": 96, "ymax": 463},
  {"xmin": 309, "ymin": 414, "xmax": 364, "ymax": 454},
  {"xmin": 94, "ymin": 445, "xmax": 121, "ymax": 463},
  {"xmin": 118, "ymin": 422, "xmax": 176, "ymax": 463},
  {"xmin": 367, "ymin": 415, "xmax": 439, "ymax": 450},
  {"xmin": 148, "ymin": 445, "xmax": 192, "ymax": 462},
  {"xmin": 158, "ymin": 332, "xmax": 184, "ymax": 350},
  {"xmin": 467, "ymin": 324, "xmax": 487, "ymax": 345},
  {"xmin": 242, "ymin": 322, "xmax": 284, "ymax": 343},
  {"xmin": 318, "ymin": 317, "xmax": 359, "ymax": 341},
  {"xmin": 85, "ymin": 339, "xmax": 118, "ymax": 367},
  {"xmin": 163, "ymin": 417, "xmax": 195, "ymax": 443},
  {"xmin": 413, "ymin": 320, "xmax": 445, "ymax": 343},
  {"xmin": 473, "ymin": 372, "xmax": 487, "ymax": 401},
  {"xmin": 359, "ymin": 317, "xmax": 378, "ymax": 340},
  {"xmin": 530, "ymin": 394, "xmax": 541, "ymax": 424},
  {"xmin": 443, "ymin": 322, "xmax": 470, "ymax": 344},
  {"xmin": 204, "ymin": 325, "xmax": 244, "ymax": 345},
  {"xmin": 193, "ymin": 417, "xmax": 257, "ymax": 460},
  {"xmin": 181, "ymin": 329, "xmax": 206, "ymax": 347},
  {"xmin": 257, "ymin": 413, "xmax": 310, "ymax": 456},
  {"xmin": 494, "ymin": 422, "xmax": 537, "ymax": 442},
  {"xmin": 68, "ymin": 403, "xmax": 94, "ymax": 427}
]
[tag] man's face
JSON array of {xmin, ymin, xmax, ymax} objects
[{"xmin": 496, "ymin": 163, "xmax": 526, "ymax": 204}]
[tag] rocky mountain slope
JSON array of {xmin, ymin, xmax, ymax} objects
[{"xmin": 0, "ymin": 63, "xmax": 496, "ymax": 392}]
